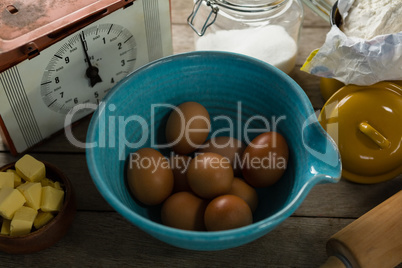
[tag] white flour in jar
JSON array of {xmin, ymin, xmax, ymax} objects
[
  {"xmin": 195, "ymin": 25, "xmax": 297, "ymax": 74},
  {"xmin": 341, "ymin": 0, "xmax": 402, "ymax": 39}
]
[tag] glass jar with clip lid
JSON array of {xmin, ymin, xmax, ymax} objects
[{"xmin": 188, "ymin": 0, "xmax": 304, "ymax": 74}]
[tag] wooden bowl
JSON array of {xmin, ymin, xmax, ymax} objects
[{"xmin": 0, "ymin": 161, "xmax": 76, "ymax": 254}]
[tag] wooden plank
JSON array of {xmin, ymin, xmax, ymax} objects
[
  {"xmin": 0, "ymin": 212, "xmax": 354, "ymax": 267},
  {"xmin": 171, "ymin": 0, "xmax": 193, "ymax": 25},
  {"xmin": 297, "ymin": 27, "xmax": 329, "ymax": 65},
  {"xmin": 295, "ymin": 175, "xmax": 402, "ymax": 218},
  {"xmin": 291, "ymin": 69, "xmax": 325, "ymax": 109},
  {"xmin": 172, "ymin": 24, "xmax": 195, "ymax": 54},
  {"xmin": 1, "ymin": 152, "xmax": 401, "ymax": 217}
]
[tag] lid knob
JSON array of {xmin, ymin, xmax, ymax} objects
[{"xmin": 358, "ymin": 122, "xmax": 390, "ymax": 149}]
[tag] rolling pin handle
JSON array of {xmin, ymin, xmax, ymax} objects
[
  {"xmin": 323, "ymin": 191, "xmax": 402, "ymax": 268},
  {"xmin": 320, "ymin": 255, "xmax": 350, "ymax": 268}
]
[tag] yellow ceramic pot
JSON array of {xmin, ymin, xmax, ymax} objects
[
  {"xmin": 319, "ymin": 82, "xmax": 402, "ymax": 184},
  {"xmin": 320, "ymin": 77, "xmax": 344, "ymax": 101}
]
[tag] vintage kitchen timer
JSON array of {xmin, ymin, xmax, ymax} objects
[{"xmin": 0, "ymin": 0, "xmax": 173, "ymax": 154}]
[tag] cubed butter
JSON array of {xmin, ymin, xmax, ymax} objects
[
  {"xmin": 53, "ymin": 181, "xmax": 63, "ymax": 190},
  {"xmin": 33, "ymin": 211, "xmax": 54, "ymax": 229},
  {"xmin": 1, "ymin": 219, "xmax": 11, "ymax": 235},
  {"xmin": 41, "ymin": 186, "xmax": 64, "ymax": 212},
  {"xmin": 10, "ymin": 206, "xmax": 38, "ymax": 236},
  {"xmin": 0, "ymin": 188, "xmax": 26, "ymax": 220},
  {"xmin": 6, "ymin": 169, "xmax": 22, "ymax": 187},
  {"xmin": 40, "ymin": 178, "xmax": 53, "ymax": 187},
  {"xmin": 41, "ymin": 178, "xmax": 63, "ymax": 190},
  {"xmin": 17, "ymin": 182, "xmax": 42, "ymax": 210},
  {"xmin": 0, "ymin": 172, "xmax": 14, "ymax": 189},
  {"xmin": 15, "ymin": 154, "xmax": 45, "ymax": 182}
]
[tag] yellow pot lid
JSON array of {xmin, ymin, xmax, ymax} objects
[{"xmin": 319, "ymin": 82, "xmax": 402, "ymax": 184}]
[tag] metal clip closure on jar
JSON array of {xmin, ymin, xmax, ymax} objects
[
  {"xmin": 188, "ymin": 0, "xmax": 219, "ymax": 36},
  {"xmin": 188, "ymin": 0, "xmax": 296, "ymax": 36},
  {"xmin": 188, "ymin": 0, "xmax": 304, "ymax": 74}
]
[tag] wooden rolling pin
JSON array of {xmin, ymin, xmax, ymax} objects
[{"xmin": 321, "ymin": 190, "xmax": 402, "ymax": 268}]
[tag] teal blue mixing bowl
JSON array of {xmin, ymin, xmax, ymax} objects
[{"xmin": 86, "ymin": 51, "xmax": 341, "ymax": 251}]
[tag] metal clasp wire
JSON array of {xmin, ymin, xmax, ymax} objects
[{"xmin": 187, "ymin": 0, "xmax": 219, "ymax": 36}]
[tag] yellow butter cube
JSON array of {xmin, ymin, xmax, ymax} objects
[
  {"xmin": 10, "ymin": 206, "xmax": 38, "ymax": 236},
  {"xmin": 40, "ymin": 178, "xmax": 63, "ymax": 190},
  {"xmin": 40, "ymin": 178, "xmax": 54, "ymax": 187},
  {"xmin": 17, "ymin": 182, "xmax": 42, "ymax": 210},
  {"xmin": 15, "ymin": 155, "xmax": 45, "ymax": 182},
  {"xmin": 41, "ymin": 186, "xmax": 64, "ymax": 212},
  {"xmin": 0, "ymin": 172, "xmax": 14, "ymax": 189},
  {"xmin": 0, "ymin": 188, "xmax": 26, "ymax": 220},
  {"xmin": 53, "ymin": 181, "xmax": 63, "ymax": 190},
  {"xmin": 1, "ymin": 219, "xmax": 11, "ymax": 235},
  {"xmin": 33, "ymin": 211, "xmax": 54, "ymax": 229},
  {"xmin": 6, "ymin": 169, "xmax": 22, "ymax": 187}
]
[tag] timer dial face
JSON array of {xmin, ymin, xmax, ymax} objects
[{"xmin": 41, "ymin": 23, "xmax": 137, "ymax": 114}]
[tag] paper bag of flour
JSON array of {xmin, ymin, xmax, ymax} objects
[{"xmin": 301, "ymin": 0, "xmax": 402, "ymax": 86}]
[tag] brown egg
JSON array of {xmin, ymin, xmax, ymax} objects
[
  {"xmin": 165, "ymin": 102, "xmax": 211, "ymax": 155},
  {"xmin": 198, "ymin": 136, "xmax": 245, "ymax": 176},
  {"xmin": 227, "ymin": 178, "xmax": 258, "ymax": 212},
  {"xmin": 187, "ymin": 153, "xmax": 234, "ymax": 199},
  {"xmin": 126, "ymin": 148, "xmax": 174, "ymax": 206},
  {"xmin": 241, "ymin": 132, "xmax": 289, "ymax": 188},
  {"xmin": 204, "ymin": 195, "xmax": 253, "ymax": 231},
  {"xmin": 169, "ymin": 155, "xmax": 192, "ymax": 193},
  {"xmin": 161, "ymin": 191, "xmax": 208, "ymax": 231}
]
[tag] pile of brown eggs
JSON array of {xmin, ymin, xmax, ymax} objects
[{"xmin": 126, "ymin": 102, "xmax": 289, "ymax": 231}]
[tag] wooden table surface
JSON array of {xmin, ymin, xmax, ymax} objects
[{"xmin": 1, "ymin": 1, "xmax": 401, "ymax": 267}]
